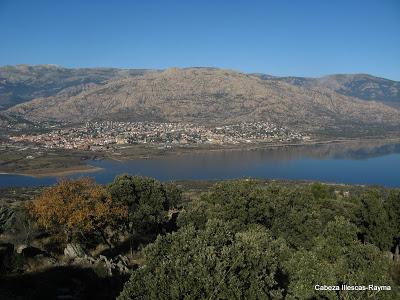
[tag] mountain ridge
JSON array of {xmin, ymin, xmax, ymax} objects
[
  {"xmin": 253, "ymin": 73, "xmax": 400, "ymax": 107},
  {"xmin": 1, "ymin": 65, "xmax": 399, "ymax": 111},
  {"xmin": 7, "ymin": 67, "xmax": 400, "ymax": 136},
  {"xmin": 0, "ymin": 65, "xmax": 157, "ymax": 110}
]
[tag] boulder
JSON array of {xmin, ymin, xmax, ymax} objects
[
  {"xmin": 67, "ymin": 249, "xmax": 130, "ymax": 276},
  {"xmin": 16, "ymin": 244, "xmax": 28, "ymax": 254},
  {"xmin": 94, "ymin": 254, "xmax": 130, "ymax": 275},
  {"xmin": 64, "ymin": 243, "xmax": 86, "ymax": 259}
]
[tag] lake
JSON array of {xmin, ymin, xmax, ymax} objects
[{"xmin": 1, "ymin": 140, "xmax": 400, "ymax": 188}]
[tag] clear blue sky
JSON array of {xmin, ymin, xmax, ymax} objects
[{"xmin": 1, "ymin": 0, "xmax": 399, "ymax": 80}]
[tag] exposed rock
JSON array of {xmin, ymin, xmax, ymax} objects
[
  {"xmin": 71, "ymin": 253, "xmax": 130, "ymax": 276},
  {"xmin": 8, "ymin": 68, "xmax": 400, "ymax": 136},
  {"xmin": 16, "ymin": 244, "xmax": 28, "ymax": 254},
  {"xmin": 104, "ymin": 254, "xmax": 130, "ymax": 275},
  {"xmin": 256, "ymin": 73, "xmax": 400, "ymax": 107},
  {"xmin": 0, "ymin": 65, "xmax": 154, "ymax": 110},
  {"xmin": 0, "ymin": 207, "xmax": 15, "ymax": 233},
  {"xmin": 64, "ymin": 243, "xmax": 86, "ymax": 259}
]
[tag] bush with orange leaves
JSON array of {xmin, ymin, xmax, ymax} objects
[{"xmin": 28, "ymin": 178, "xmax": 128, "ymax": 246}]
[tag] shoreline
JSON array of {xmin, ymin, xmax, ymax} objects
[
  {"xmin": 0, "ymin": 165, "xmax": 103, "ymax": 178},
  {"xmin": 1, "ymin": 136, "xmax": 400, "ymax": 178},
  {"xmin": 108, "ymin": 136, "xmax": 400, "ymax": 160}
]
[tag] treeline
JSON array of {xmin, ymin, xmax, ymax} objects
[{"xmin": 2, "ymin": 177, "xmax": 400, "ymax": 299}]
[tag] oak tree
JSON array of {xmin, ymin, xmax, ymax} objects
[{"xmin": 28, "ymin": 178, "xmax": 128, "ymax": 246}]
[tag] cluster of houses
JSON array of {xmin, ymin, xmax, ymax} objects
[{"xmin": 8, "ymin": 121, "xmax": 310, "ymax": 151}]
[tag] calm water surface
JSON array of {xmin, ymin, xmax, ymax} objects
[{"xmin": 1, "ymin": 141, "xmax": 400, "ymax": 188}]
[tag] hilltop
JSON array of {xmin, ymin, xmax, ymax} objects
[{"xmin": 6, "ymin": 67, "xmax": 400, "ymax": 136}]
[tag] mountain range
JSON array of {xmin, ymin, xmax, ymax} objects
[
  {"xmin": 0, "ymin": 64, "xmax": 152, "ymax": 110},
  {"xmin": 2, "ymin": 65, "xmax": 400, "ymax": 136},
  {"xmin": 253, "ymin": 73, "xmax": 400, "ymax": 108}
]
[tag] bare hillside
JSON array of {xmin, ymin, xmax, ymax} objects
[{"xmin": 8, "ymin": 68, "xmax": 400, "ymax": 135}]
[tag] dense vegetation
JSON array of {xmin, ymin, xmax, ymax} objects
[
  {"xmin": 28, "ymin": 178, "xmax": 128, "ymax": 246},
  {"xmin": 1, "ymin": 177, "xmax": 399, "ymax": 299},
  {"xmin": 118, "ymin": 180, "xmax": 400, "ymax": 299}
]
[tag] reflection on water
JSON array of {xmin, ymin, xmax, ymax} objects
[{"xmin": 1, "ymin": 140, "xmax": 400, "ymax": 188}]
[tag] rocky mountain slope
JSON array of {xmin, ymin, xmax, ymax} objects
[
  {"xmin": 254, "ymin": 73, "xmax": 400, "ymax": 108},
  {"xmin": 8, "ymin": 68, "xmax": 400, "ymax": 136},
  {"xmin": 2, "ymin": 65, "xmax": 399, "ymax": 111},
  {"xmin": 0, "ymin": 65, "xmax": 154, "ymax": 110}
]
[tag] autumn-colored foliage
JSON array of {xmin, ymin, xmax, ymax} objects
[{"xmin": 28, "ymin": 178, "xmax": 128, "ymax": 243}]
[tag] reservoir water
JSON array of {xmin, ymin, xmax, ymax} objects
[{"xmin": 1, "ymin": 140, "xmax": 400, "ymax": 188}]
